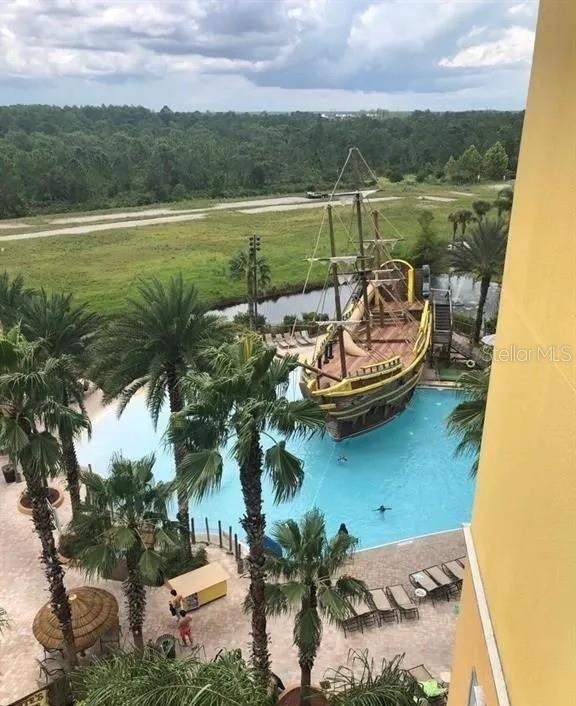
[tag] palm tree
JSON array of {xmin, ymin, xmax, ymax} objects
[
  {"xmin": 263, "ymin": 509, "xmax": 373, "ymax": 705},
  {"xmin": 93, "ymin": 274, "xmax": 230, "ymax": 559},
  {"xmin": 457, "ymin": 209, "xmax": 475, "ymax": 236},
  {"xmin": 0, "ymin": 271, "xmax": 32, "ymax": 328},
  {"xmin": 72, "ymin": 454, "xmax": 179, "ymax": 650},
  {"xmin": 447, "ymin": 212, "xmax": 459, "ymax": 249},
  {"xmin": 229, "ymin": 250, "xmax": 271, "ymax": 330},
  {"xmin": 174, "ymin": 334, "xmax": 324, "ymax": 685},
  {"xmin": 21, "ymin": 290, "xmax": 100, "ymax": 518},
  {"xmin": 446, "ymin": 369, "xmax": 490, "ymax": 477},
  {"xmin": 72, "ymin": 649, "xmax": 272, "ymax": 706},
  {"xmin": 494, "ymin": 186, "xmax": 514, "ymax": 217},
  {"xmin": 472, "ymin": 200, "xmax": 492, "ymax": 221},
  {"xmin": 451, "ymin": 217, "xmax": 508, "ymax": 343},
  {"xmin": 0, "ymin": 329, "xmax": 89, "ymax": 667}
]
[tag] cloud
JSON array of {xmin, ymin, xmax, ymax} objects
[
  {"xmin": 0, "ymin": 0, "xmax": 538, "ymax": 109},
  {"xmin": 439, "ymin": 26, "xmax": 535, "ymax": 68}
]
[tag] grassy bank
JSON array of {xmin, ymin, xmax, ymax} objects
[{"xmin": 0, "ymin": 187, "xmax": 491, "ymax": 314}]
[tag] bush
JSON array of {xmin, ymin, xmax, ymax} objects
[
  {"xmin": 155, "ymin": 547, "xmax": 208, "ymax": 586},
  {"xmin": 58, "ymin": 532, "xmax": 81, "ymax": 559},
  {"xmin": 233, "ymin": 312, "xmax": 267, "ymax": 329},
  {"xmin": 387, "ymin": 169, "xmax": 404, "ymax": 183}
]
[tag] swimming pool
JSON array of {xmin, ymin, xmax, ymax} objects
[{"xmin": 77, "ymin": 386, "xmax": 474, "ymax": 550}]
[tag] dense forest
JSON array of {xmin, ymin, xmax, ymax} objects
[{"xmin": 0, "ymin": 105, "xmax": 523, "ymax": 217}]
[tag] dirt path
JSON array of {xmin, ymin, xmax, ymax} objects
[{"xmin": 0, "ymin": 212, "xmax": 207, "ymax": 242}]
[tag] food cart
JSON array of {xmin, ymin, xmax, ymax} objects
[{"xmin": 167, "ymin": 562, "xmax": 229, "ymax": 610}]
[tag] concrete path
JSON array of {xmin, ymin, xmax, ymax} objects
[{"xmin": 0, "ymin": 471, "xmax": 465, "ymax": 704}]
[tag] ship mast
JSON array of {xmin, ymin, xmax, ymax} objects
[
  {"xmin": 372, "ymin": 210, "xmax": 386, "ymax": 327},
  {"xmin": 355, "ymin": 191, "xmax": 372, "ymax": 348},
  {"xmin": 327, "ymin": 204, "xmax": 348, "ymax": 378}
]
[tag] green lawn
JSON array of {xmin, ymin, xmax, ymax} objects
[{"xmin": 0, "ymin": 186, "xmax": 491, "ymax": 314}]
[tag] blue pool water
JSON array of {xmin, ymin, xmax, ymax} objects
[{"xmin": 77, "ymin": 386, "xmax": 474, "ymax": 550}]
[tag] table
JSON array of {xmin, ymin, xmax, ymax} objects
[
  {"xmin": 168, "ymin": 562, "xmax": 229, "ymax": 610},
  {"xmin": 414, "ymin": 587, "xmax": 427, "ymax": 600}
]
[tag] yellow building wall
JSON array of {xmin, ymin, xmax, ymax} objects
[
  {"xmin": 449, "ymin": 2, "xmax": 576, "ymax": 705},
  {"xmin": 198, "ymin": 579, "xmax": 227, "ymax": 606}
]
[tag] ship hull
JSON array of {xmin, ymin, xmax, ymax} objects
[{"xmin": 300, "ymin": 356, "xmax": 425, "ymax": 440}]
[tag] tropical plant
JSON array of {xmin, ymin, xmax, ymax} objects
[
  {"xmin": 411, "ymin": 211, "xmax": 447, "ymax": 272},
  {"xmin": 71, "ymin": 454, "xmax": 179, "ymax": 650},
  {"xmin": 71, "ymin": 648, "xmax": 272, "ymax": 706},
  {"xmin": 494, "ymin": 187, "xmax": 514, "ymax": 217},
  {"xmin": 447, "ymin": 212, "xmax": 459, "ymax": 248},
  {"xmin": 451, "ymin": 217, "xmax": 508, "ymax": 343},
  {"xmin": 456, "ymin": 209, "xmax": 475, "ymax": 236},
  {"xmin": 0, "ymin": 329, "xmax": 89, "ymax": 667},
  {"xmin": 21, "ymin": 290, "xmax": 100, "ymax": 518},
  {"xmin": 172, "ymin": 334, "xmax": 324, "ymax": 685},
  {"xmin": 471, "ymin": 200, "xmax": 492, "ymax": 221},
  {"xmin": 446, "ymin": 368, "xmax": 490, "ymax": 477},
  {"xmin": 229, "ymin": 249, "xmax": 271, "ymax": 330},
  {"xmin": 325, "ymin": 650, "xmax": 422, "ymax": 706},
  {"xmin": 93, "ymin": 274, "xmax": 230, "ymax": 559},
  {"xmin": 263, "ymin": 509, "xmax": 373, "ymax": 704},
  {"xmin": 0, "ymin": 271, "xmax": 32, "ymax": 328}
]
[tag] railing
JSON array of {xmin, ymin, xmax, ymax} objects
[{"xmin": 190, "ymin": 517, "xmax": 245, "ymax": 572}]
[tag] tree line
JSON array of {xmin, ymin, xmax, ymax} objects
[{"xmin": 0, "ymin": 105, "xmax": 523, "ymax": 217}]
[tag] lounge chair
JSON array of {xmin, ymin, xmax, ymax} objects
[
  {"xmin": 354, "ymin": 598, "xmax": 379, "ymax": 629},
  {"xmin": 294, "ymin": 331, "xmax": 310, "ymax": 346},
  {"xmin": 442, "ymin": 560, "xmax": 465, "ymax": 584},
  {"xmin": 425, "ymin": 565, "xmax": 460, "ymax": 597},
  {"xmin": 263, "ymin": 333, "xmax": 276, "ymax": 348},
  {"xmin": 273, "ymin": 333, "xmax": 290, "ymax": 349},
  {"xmin": 456, "ymin": 556, "xmax": 467, "ymax": 568},
  {"xmin": 386, "ymin": 584, "xmax": 419, "ymax": 621},
  {"xmin": 281, "ymin": 333, "xmax": 297, "ymax": 348},
  {"xmin": 409, "ymin": 570, "xmax": 449, "ymax": 604},
  {"xmin": 369, "ymin": 588, "xmax": 398, "ymax": 624},
  {"xmin": 300, "ymin": 332, "xmax": 315, "ymax": 345},
  {"xmin": 408, "ymin": 665, "xmax": 448, "ymax": 705}
]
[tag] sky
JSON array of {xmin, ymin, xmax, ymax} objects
[{"xmin": 0, "ymin": 0, "xmax": 538, "ymax": 112}]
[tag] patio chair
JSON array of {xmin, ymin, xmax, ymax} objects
[
  {"xmin": 294, "ymin": 331, "xmax": 309, "ymax": 346},
  {"xmin": 425, "ymin": 565, "xmax": 460, "ymax": 597},
  {"xmin": 369, "ymin": 588, "xmax": 398, "ymax": 624},
  {"xmin": 409, "ymin": 570, "xmax": 449, "ymax": 604},
  {"xmin": 354, "ymin": 598, "xmax": 378, "ymax": 630},
  {"xmin": 36, "ymin": 658, "xmax": 65, "ymax": 685},
  {"xmin": 263, "ymin": 333, "xmax": 276, "ymax": 348},
  {"xmin": 442, "ymin": 560, "xmax": 465, "ymax": 585},
  {"xmin": 281, "ymin": 333, "xmax": 298, "ymax": 348},
  {"xmin": 342, "ymin": 611, "xmax": 363, "ymax": 636},
  {"xmin": 300, "ymin": 332, "xmax": 315, "ymax": 345},
  {"xmin": 385, "ymin": 584, "xmax": 419, "ymax": 621},
  {"xmin": 455, "ymin": 556, "xmax": 467, "ymax": 568},
  {"xmin": 408, "ymin": 665, "xmax": 448, "ymax": 705}
]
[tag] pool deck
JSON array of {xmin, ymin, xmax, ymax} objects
[{"xmin": 0, "ymin": 475, "xmax": 466, "ymax": 704}]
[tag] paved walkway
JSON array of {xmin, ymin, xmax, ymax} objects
[{"xmin": 0, "ymin": 475, "xmax": 465, "ymax": 704}]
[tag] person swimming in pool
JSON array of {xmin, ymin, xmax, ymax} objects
[
  {"xmin": 337, "ymin": 455, "xmax": 348, "ymax": 463},
  {"xmin": 374, "ymin": 505, "xmax": 392, "ymax": 513}
]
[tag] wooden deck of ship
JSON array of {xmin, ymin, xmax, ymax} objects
[{"xmin": 318, "ymin": 320, "xmax": 420, "ymax": 387}]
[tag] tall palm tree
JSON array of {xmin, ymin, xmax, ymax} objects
[
  {"xmin": 0, "ymin": 271, "xmax": 32, "ymax": 328},
  {"xmin": 471, "ymin": 200, "xmax": 492, "ymax": 221},
  {"xmin": 72, "ymin": 454, "xmax": 179, "ymax": 650},
  {"xmin": 451, "ymin": 217, "xmax": 508, "ymax": 343},
  {"xmin": 174, "ymin": 334, "xmax": 324, "ymax": 685},
  {"xmin": 93, "ymin": 274, "xmax": 230, "ymax": 559},
  {"xmin": 263, "ymin": 509, "xmax": 373, "ymax": 706},
  {"xmin": 457, "ymin": 209, "xmax": 475, "ymax": 236},
  {"xmin": 21, "ymin": 290, "xmax": 100, "ymax": 518},
  {"xmin": 494, "ymin": 186, "xmax": 514, "ymax": 217},
  {"xmin": 447, "ymin": 212, "xmax": 459, "ymax": 249},
  {"xmin": 229, "ymin": 250, "xmax": 271, "ymax": 330},
  {"xmin": 0, "ymin": 329, "xmax": 89, "ymax": 667},
  {"xmin": 446, "ymin": 369, "xmax": 490, "ymax": 477}
]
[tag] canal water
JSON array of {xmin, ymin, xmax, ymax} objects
[{"xmin": 213, "ymin": 274, "xmax": 500, "ymax": 323}]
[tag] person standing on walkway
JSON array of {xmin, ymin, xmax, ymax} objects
[
  {"xmin": 169, "ymin": 588, "xmax": 183, "ymax": 620},
  {"xmin": 177, "ymin": 610, "xmax": 193, "ymax": 646}
]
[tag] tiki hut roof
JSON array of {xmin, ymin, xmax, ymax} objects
[{"xmin": 33, "ymin": 586, "xmax": 118, "ymax": 652}]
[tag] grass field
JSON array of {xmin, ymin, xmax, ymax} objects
[{"xmin": 0, "ymin": 183, "xmax": 500, "ymax": 314}]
